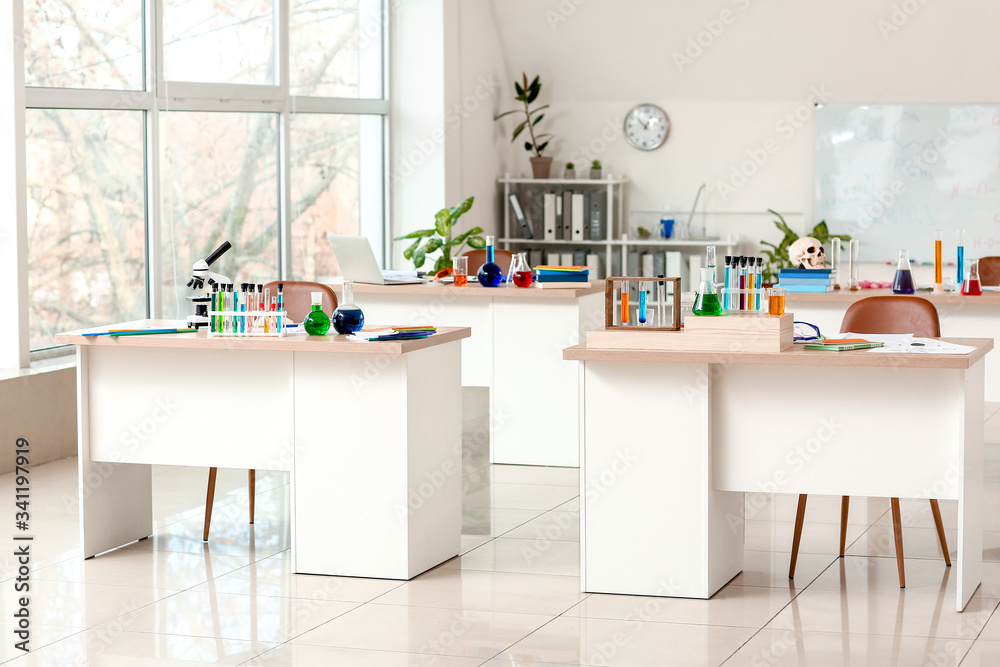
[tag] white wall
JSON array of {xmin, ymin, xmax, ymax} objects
[
  {"xmin": 390, "ymin": 0, "xmax": 511, "ymax": 269},
  {"xmin": 476, "ymin": 0, "xmax": 1000, "ymax": 266}
]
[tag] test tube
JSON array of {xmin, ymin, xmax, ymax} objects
[
  {"xmin": 957, "ymin": 229, "xmax": 966, "ymax": 287},
  {"xmin": 657, "ymin": 275, "xmax": 667, "ymax": 326},
  {"xmin": 722, "ymin": 256, "xmax": 731, "ymax": 311},
  {"xmin": 638, "ymin": 281, "xmax": 648, "ymax": 325},
  {"xmin": 739, "ymin": 257, "xmax": 747, "ymax": 310},
  {"xmin": 849, "ymin": 239, "xmax": 860, "ymax": 290},
  {"xmin": 756, "ymin": 258, "xmax": 764, "ymax": 311},
  {"xmin": 934, "ymin": 230, "xmax": 943, "ymax": 291},
  {"xmin": 831, "ymin": 238, "xmax": 842, "ymax": 289},
  {"xmin": 620, "ymin": 281, "xmax": 630, "ymax": 325}
]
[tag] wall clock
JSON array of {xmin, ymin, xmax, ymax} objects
[{"xmin": 623, "ymin": 104, "xmax": 670, "ymax": 151}]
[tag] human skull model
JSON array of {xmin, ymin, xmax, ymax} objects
[{"xmin": 789, "ymin": 237, "xmax": 825, "ymax": 269}]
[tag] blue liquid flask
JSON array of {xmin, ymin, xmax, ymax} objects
[
  {"xmin": 333, "ymin": 280, "xmax": 365, "ymax": 334},
  {"xmin": 477, "ymin": 235, "xmax": 504, "ymax": 287},
  {"xmin": 891, "ymin": 249, "xmax": 915, "ymax": 294}
]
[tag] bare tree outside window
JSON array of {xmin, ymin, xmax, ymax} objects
[{"xmin": 24, "ymin": 0, "xmax": 383, "ymax": 348}]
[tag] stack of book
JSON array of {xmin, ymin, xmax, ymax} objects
[
  {"xmin": 776, "ymin": 268, "xmax": 834, "ymax": 292},
  {"xmin": 533, "ymin": 265, "xmax": 590, "ymax": 289}
]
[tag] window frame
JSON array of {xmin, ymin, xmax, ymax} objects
[{"xmin": 23, "ymin": 0, "xmax": 389, "ymax": 350}]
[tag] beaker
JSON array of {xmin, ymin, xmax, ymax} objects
[
  {"xmin": 891, "ymin": 249, "xmax": 915, "ymax": 294},
  {"xmin": 510, "ymin": 253, "xmax": 533, "ymax": 288},
  {"xmin": 962, "ymin": 258, "xmax": 982, "ymax": 296}
]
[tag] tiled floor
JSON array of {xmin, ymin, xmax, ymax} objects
[{"xmin": 3, "ymin": 390, "xmax": 1000, "ymax": 665}]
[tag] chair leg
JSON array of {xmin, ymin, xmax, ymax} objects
[
  {"xmin": 890, "ymin": 498, "xmax": 905, "ymax": 588},
  {"xmin": 248, "ymin": 469, "xmax": 256, "ymax": 524},
  {"xmin": 203, "ymin": 467, "xmax": 218, "ymax": 541},
  {"xmin": 789, "ymin": 494, "xmax": 808, "ymax": 579},
  {"xmin": 839, "ymin": 496, "xmax": 850, "ymax": 558},
  {"xmin": 929, "ymin": 499, "xmax": 951, "ymax": 566}
]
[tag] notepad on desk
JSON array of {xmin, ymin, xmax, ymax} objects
[{"xmin": 803, "ymin": 341, "xmax": 885, "ymax": 351}]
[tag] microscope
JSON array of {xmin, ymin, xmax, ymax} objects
[{"xmin": 185, "ymin": 241, "xmax": 233, "ymax": 328}]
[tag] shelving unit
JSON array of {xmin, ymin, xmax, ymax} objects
[
  {"xmin": 499, "ymin": 174, "xmax": 738, "ymax": 286},
  {"xmin": 500, "ymin": 174, "xmax": 626, "ymax": 278}
]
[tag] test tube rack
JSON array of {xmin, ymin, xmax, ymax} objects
[
  {"xmin": 207, "ymin": 309, "xmax": 288, "ymax": 337},
  {"xmin": 721, "ymin": 288, "xmax": 769, "ymax": 314},
  {"xmin": 603, "ymin": 277, "xmax": 682, "ymax": 331}
]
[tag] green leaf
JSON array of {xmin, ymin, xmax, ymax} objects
[
  {"xmin": 532, "ymin": 114, "xmax": 545, "ymax": 126},
  {"xmin": 494, "ymin": 109, "xmax": 521, "ymax": 120},
  {"xmin": 524, "ymin": 141, "xmax": 534, "ymax": 152},
  {"xmin": 393, "ymin": 229, "xmax": 435, "ymax": 240},
  {"xmin": 526, "ymin": 84, "xmax": 540, "ymax": 104},
  {"xmin": 434, "ymin": 208, "xmax": 452, "ymax": 236},
  {"xmin": 424, "ymin": 237, "xmax": 443, "ymax": 254},
  {"xmin": 412, "ymin": 246, "xmax": 427, "ymax": 268},
  {"xmin": 512, "ymin": 121, "xmax": 527, "ymax": 141},
  {"xmin": 450, "ymin": 196, "xmax": 474, "ymax": 218},
  {"xmin": 403, "ymin": 238, "xmax": 421, "ymax": 260},
  {"xmin": 515, "ymin": 81, "xmax": 524, "ymax": 97},
  {"xmin": 528, "ymin": 104, "xmax": 550, "ymax": 116},
  {"xmin": 466, "ymin": 235, "xmax": 487, "ymax": 249},
  {"xmin": 451, "ymin": 226, "xmax": 484, "ymax": 245},
  {"xmin": 537, "ymin": 140, "xmax": 549, "ymax": 153},
  {"xmin": 434, "ymin": 255, "xmax": 451, "ymax": 274}
]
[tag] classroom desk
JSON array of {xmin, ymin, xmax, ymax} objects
[
  {"xmin": 56, "ymin": 320, "xmax": 470, "ymax": 580},
  {"xmin": 564, "ymin": 337, "xmax": 992, "ymax": 611},
  {"xmin": 336, "ymin": 282, "xmax": 604, "ymax": 467},
  {"xmin": 787, "ymin": 288, "xmax": 1000, "ymax": 400}
]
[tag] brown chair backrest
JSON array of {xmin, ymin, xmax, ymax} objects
[
  {"xmin": 263, "ymin": 281, "xmax": 338, "ymax": 323},
  {"xmin": 839, "ymin": 296, "xmax": 940, "ymax": 337},
  {"xmin": 978, "ymin": 256, "xmax": 1000, "ymax": 287},
  {"xmin": 459, "ymin": 248, "xmax": 514, "ymax": 275}
]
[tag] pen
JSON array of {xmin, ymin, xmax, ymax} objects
[{"xmin": 106, "ymin": 328, "xmax": 197, "ymax": 337}]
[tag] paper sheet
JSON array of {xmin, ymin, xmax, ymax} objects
[{"xmin": 842, "ymin": 333, "xmax": 978, "ymax": 355}]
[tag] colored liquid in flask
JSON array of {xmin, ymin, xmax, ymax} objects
[
  {"xmin": 962, "ymin": 279, "xmax": 982, "ymax": 296},
  {"xmin": 513, "ymin": 271, "xmax": 533, "ymax": 287}
]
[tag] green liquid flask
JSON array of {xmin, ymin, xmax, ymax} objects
[
  {"xmin": 692, "ymin": 267, "xmax": 722, "ymax": 316},
  {"xmin": 303, "ymin": 291, "xmax": 331, "ymax": 335}
]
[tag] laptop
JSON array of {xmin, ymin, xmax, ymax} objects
[{"xmin": 326, "ymin": 234, "xmax": 426, "ymax": 285}]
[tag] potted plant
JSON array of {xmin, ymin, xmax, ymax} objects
[
  {"xmin": 590, "ymin": 159, "xmax": 602, "ymax": 179},
  {"xmin": 637, "ymin": 226, "xmax": 652, "ymax": 240},
  {"xmin": 495, "ymin": 73, "xmax": 553, "ymax": 179},
  {"xmin": 394, "ymin": 196, "xmax": 485, "ymax": 274},
  {"xmin": 759, "ymin": 209, "xmax": 851, "ymax": 284},
  {"xmin": 563, "ymin": 162, "xmax": 576, "ymax": 179}
]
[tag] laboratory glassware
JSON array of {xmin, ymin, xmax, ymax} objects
[
  {"xmin": 332, "ymin": 280, "xmax": 365, "ymax": 334},
  {"xmin": 891, "ymin": 249, "xmax": 915, "ymax": 294},
  {"xmin": 303, "ymin": 291, "xmax": 331, "ymax": 335},
  {"xmin": 477, "ymin": 235, "xmax": 504, "ymax": 287}
]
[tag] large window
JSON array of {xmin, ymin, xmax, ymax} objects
[{"xmin": 23, "ymin": 0, "xmax": 387, "ymax": 350}]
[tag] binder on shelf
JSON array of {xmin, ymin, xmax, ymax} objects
[
  {"xmin": 587, "ymin": 191, "xmax": 606, "ymax": 241},
  {"xmin": 571, "ymin": 193, "xmax": 585, "ymax": 241},
  {"xmin": 573, "ymin": 249, "xmax": 587, "ymax": 266},
  {"xmin": 560, "ymin": 191, "xmax": 572, "ymax": 240},
  {"xmin": 688, "ymin": 254, "xmax": 703, "ymax": 293},
  {"xmin": 641, "ymin": 252, "xmax": 654, "ymax": 278},
  {"xmin": 665, "ymin": 251, "xmax": 684, "ymax": 294},
  {"xmin": 543, "ymin": 193, "xmax": 557, "ymax": 241},
  {"xmin": 529, "ymin": 191, "xmax": 545, "ymax": 239},
  {"xmin": 546, "ymin": 251, "xmax": 561, "ymax": 265},
  {"xmin": 653, "ymin": 253, "xmax": 665, "ymax": 277},
  {"xmin": 560, "ymin": 252, "xmax": 575, "ymax": 266},
  {"xmin": 555, "ymin": 195, "xmax": 563, "ymax": 241},
  {"xmin": 586, "ymin": 253, "xmax": 601, "ymax": 280},
  {"xmin": 508, "ymin": 193, "xmax": 532, "ymax": 240},
  {"xmin": 627, "ymin": 251, "xmax": 639, "ymax": 301},
  {"xmin": 528, "ymin": 249, "xmax": 544, "ymax": 269}
]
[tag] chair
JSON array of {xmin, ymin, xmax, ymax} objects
[
  {"xmin": 203, "ymin": 281, "xmax": 338, "ymax": 541},
  {"xmin": 977, "ymin": 256, "xmax": 1000, "ymax": 287},
  {"xmin": 459, "ymin": 248, "xmax": 514, "ymax": 276},
  {"xmin": 788, "ymin": 296, "xmax": 950, "ymax": 587}
]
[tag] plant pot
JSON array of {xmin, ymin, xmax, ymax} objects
[
  {"xmin": 590, "ymin": 168, "xmax": 602, "ymax": 179},
  {"xmin": 530, "ymin": 156, "xmax": 553, "ymax": 179},
  {"xmin": 563, "ymin": 168, "xmax": 575, "ymax": 179}
]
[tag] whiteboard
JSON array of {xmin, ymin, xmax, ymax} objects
[{"xmin": 815, "ymin": 104, "xmax": 1000, "ymax": 262}]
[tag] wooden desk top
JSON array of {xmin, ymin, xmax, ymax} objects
[
  {"xmin": 334, "ymin": 281, "xmax": 603, "ymax": 299},
  {"xmin": 55, "ymin": 320, "xmax": 471, "ymax": 355},
  {"xmin": 563, "ymin": 337, "xmax": 993, "ymax": 369},
  {"xmin": 785, "ymin": 288, "xmax": 1000, "ymax": 306}
]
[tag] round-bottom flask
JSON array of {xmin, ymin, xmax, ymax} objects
[
  {"xmin": 303, "ymin": 291, "xmax": 330, "ymax": 335},
  {"xmin": 333, "ymin": 280, "xmax": 365, "ymax": 334}
]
